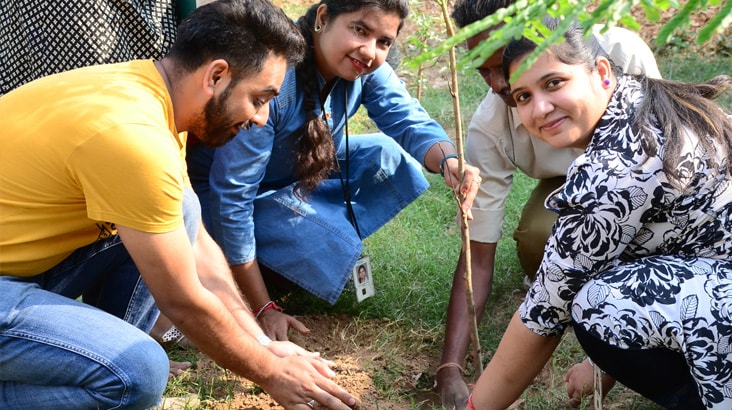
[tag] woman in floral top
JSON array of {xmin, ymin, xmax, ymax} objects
[{"xmin": 466, "ymin": 18, "xmax": 732, "ymax": 410}]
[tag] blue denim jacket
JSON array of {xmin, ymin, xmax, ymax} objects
[{"xmin": 188, "ymin": 62, "xmax": 451, "ymax": 266}]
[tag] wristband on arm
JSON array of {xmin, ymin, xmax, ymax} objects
[
  {"xmin": 253, "ymin": 300, "xmax": 284, "ymax": 319},
  {"xmin": 439, "ymin": 154, "xmax": 458, "ymax": 176}
]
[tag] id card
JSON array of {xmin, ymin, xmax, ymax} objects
[{"xmin": 352, "ymin": 256, "xmax": 375, "ymax": 302}]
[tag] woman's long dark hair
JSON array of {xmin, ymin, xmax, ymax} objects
[
  {"xmin": 292, "ymin": 0, "xmax": 409, "ymax": 198},
  {"xmin": 502, "ymin": 18, "xmax": 732, "ymax": 187}
]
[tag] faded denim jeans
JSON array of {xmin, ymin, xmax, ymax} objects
[
  {"xmin": 0, "ymin": 187, "xmax": 202, "ymax": 409},
  {"xmin": 0, "ymin": 236, "xmax": 168, "ymax": 409}
]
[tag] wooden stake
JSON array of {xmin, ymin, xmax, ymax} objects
[
  {"xmin": 436, "ymin": 0, "xmax": 483, "ymax": 379},
  {"xmin": 593, "ymin": 362, "xmax": 604, "ymax": 410}
]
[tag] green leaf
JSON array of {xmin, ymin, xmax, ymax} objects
[
  {"xmin": 697, "ymin": 0, "xmax": 732, "ymax": 44},
  {"xmin": 408, "ymin": 0, "xmax": 727, "ymax": 72},
  {"xmin": 640, "ymin": 0, "xmax": 661, "ymax": 22},
  {"xmin": 656, "ymin": 0, "xmax": 696, "ymax": 44},
  {"xmin": 508, "ymin": 14, "xmax": 578, "ymax": 83},
  {"xmin": 619, "ymin": 15, "xmax": 641, "ymax": 30}
]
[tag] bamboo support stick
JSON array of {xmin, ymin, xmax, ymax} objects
[{"xmin": 436, "ymin": 0, "xmax": 483, "ymax": 379}]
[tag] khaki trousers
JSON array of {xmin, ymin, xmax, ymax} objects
[{"xmin": 512, "ymin": 176, "xmax": 566, "ymax": 280}]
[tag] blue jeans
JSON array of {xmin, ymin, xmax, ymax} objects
[
  {"xmin": 0, "ymin": 236, "xmax": 168, "ymax": 409},
  {"xmin": 0, "ymin": 188, "xmax": 202, "ymax": 409}
]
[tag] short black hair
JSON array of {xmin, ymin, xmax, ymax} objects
[
  {"xmin": 451, "ymin": 0, "xmax": 515, "ymax": 28},
  {"xmin": 168, "ymin": 0, "xmax": 306, "ymax": 82}
]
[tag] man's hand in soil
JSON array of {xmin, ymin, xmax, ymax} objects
[
  {"xmin": 435, "ymin": 366, "xmax": 469, "ymax": 409},
  {"xmin": 260, "ymin": 309, "xmax": 310, "ymax": 341},
  {"xmin": 262, "ymin": 355, "xmax": 357, "ymax": 410}
]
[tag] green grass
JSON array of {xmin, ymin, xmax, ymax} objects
[{"xmin": 277, "ymin": 2, "xmax": 309, "ymax": 19}]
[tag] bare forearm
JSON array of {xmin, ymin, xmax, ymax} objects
[
  {"xmin": 192, "ymin": 228, "xmax": 269, "ymax": 338},
  {"xmin": 464, "ymin": 241, "xmax": 497, "ymax": 324},
  {"xmin": 424, "ymin": 141, "xmax": 457, "ymax": 173},
  {"xmin": 231, "ymin": 261, "xmax": 272, "ymax": 312},
  {"xmin": 117, "ymin": 226, "xmax": 278, "ymax": 384},
  {"xmin": 232, "ymin": 260, "xmax": 311, "ymax": 342},
  {"xmin": 424, "ymin": 142, "xmax": 481, "ymax": 216},
  {"xmin": 470, "ymin": 312, "xmax": 561, "ymax": 409},
  {"xmin": 169, "ymin": 289, "xmax": 279, "ymax": 382},
  {"xmin": 441, "ymin": 241, "xmax": 496, "ymax": 364}
]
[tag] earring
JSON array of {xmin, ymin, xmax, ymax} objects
[
  {"xmin": 314, "ymin": 24, "xmax": 322, "ymax": 32},
  {"xmin": 603, "ymin": 79, "xmax": 611, "ymax": 86}
]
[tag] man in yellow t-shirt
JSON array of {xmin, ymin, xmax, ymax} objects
[
  {"xmin": 0, "ymin": 1, "xmax": 355, "ymax": 409},
  {"xmin": 1, "ymin": 60, "xmax": 185, "ymax": 276}
]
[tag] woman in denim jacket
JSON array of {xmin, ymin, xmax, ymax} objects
[{"xmin": 185, "ymin": 0, "xmax": 481, "ymax": 340}]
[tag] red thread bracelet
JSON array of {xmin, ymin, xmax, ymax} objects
[
  {"xmin": 468, "ymin": 393, "xmax": 476, "ymax": 410},
  {"xmin": 253, "ymin": 300, "xmax": 284, "ymax": 319}
]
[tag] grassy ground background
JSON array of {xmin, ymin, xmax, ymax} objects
[{"xmin": 161, "ymin": 1, "xmax": 731, "ymax": 408}]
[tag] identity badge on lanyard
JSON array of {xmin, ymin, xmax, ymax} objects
[
  {"xmin": 352, "ymin": 255, "xmax": 374, "ymax": 302},
  {"xmin": 324, "ymin": 82, "xmax": 374, "ymax": 302}
]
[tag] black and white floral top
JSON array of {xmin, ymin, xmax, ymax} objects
[{"xmin": 520, "ymin": 75, "xmax": 732, "ymax": 408}]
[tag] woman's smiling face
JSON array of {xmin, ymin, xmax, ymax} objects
[
  {"xmin": 313, "ymin": 6, "xmax": 400, "ymax": 82},
  {"xmin": 509, "ymin": 52, "xmax": 611, "ymax": 150}
]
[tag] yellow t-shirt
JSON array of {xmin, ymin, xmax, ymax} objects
[{"xmin": 0, "ymin": 60, "xmax": 188, "ymax": 276}]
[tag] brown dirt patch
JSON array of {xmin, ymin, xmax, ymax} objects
[{"xmin": 165, "ymin": 315, "xmax": 443, "ymax": 409}]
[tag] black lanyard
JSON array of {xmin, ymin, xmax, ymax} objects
[{"xmin": 319, "ymin": 80, "xmax": 362, "ymax": 239}]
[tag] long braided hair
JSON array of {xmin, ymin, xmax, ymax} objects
[{"xmin": 292, "ymin": 0, "xmax": 409, "ymax": 198}]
